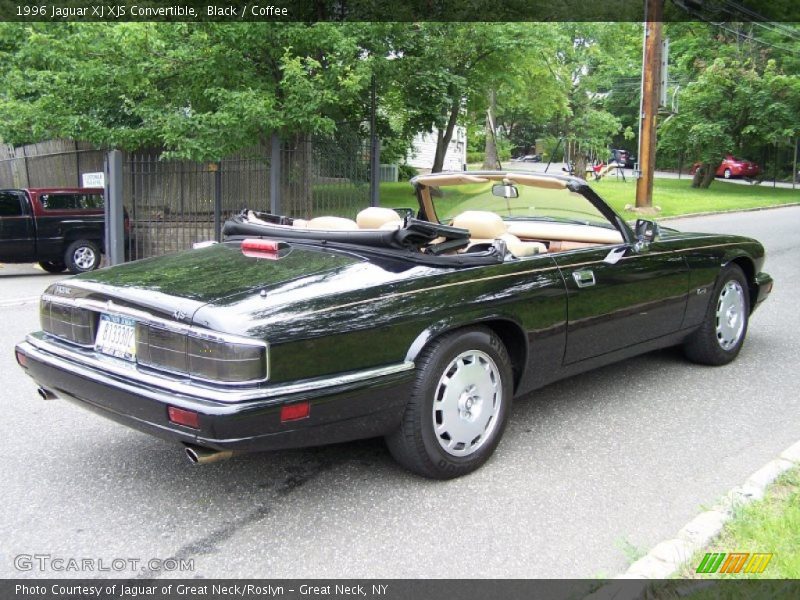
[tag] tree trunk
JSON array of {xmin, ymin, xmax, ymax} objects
[
  {"xmin": 690, "ymin": 164, "xmax": 705, "ymax": 188},
  {"xmin": 699, "ymin": 163, "xmax": 716, "ymax": 189},
  {"xmin": 573, "ymin": 150, "xmax": 588, "ymax": 182},
  {"xmin": 431, "ymin": 95, "xmax": 461, "ymax": 173},
  {"xmin": 482, "ymin": 89, "xmax": 499, "ymax": 170}
]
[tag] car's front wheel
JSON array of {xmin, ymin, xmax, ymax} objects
[
  {"xmin": 723, "ymin": 168, "xmax": 732, "ymax": 179},
  {"xmin": 65, "ymin": 239, "xmax": 101, "ymax": 273},
  {"xmin": 683, "ymin": 264, "xmax": 750, "ymax": 366},
  {"xmin": 386, "ymin": 327, "xmax": 513, "ymax": 479}
]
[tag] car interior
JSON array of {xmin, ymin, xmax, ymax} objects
[{"xmin": 226, "ymin": 173, "xmax": 625, "ymax": 260}]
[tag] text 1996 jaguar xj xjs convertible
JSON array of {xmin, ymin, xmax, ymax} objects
[{"xmin": 15, "ymin": 171, "xmax": 773, "ymax": 478}]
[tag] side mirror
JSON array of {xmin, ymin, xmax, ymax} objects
[
  {"xmin": 491, "ymin": 183, "xmax": 519, "ymax": 199},
  {"xmin": 634, "ymin": 219, "xmax": 660, "ymax": 244}
]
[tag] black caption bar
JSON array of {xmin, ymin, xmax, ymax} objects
[
  {"xmin": 3, "ymin": 0, "xmax": 800, "ymax": 22},
  {"xmin": 3, "ymin": 580, "xmax": 800, "ymax": 600}
]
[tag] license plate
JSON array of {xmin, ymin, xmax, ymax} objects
[{"xmin": 95, "ymin": 314, "xmax": 137, "ymax": 361}]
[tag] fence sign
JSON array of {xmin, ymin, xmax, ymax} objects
[{"xmin": 81, "ymin": 172, "xmax": 105, "ymax": 188}]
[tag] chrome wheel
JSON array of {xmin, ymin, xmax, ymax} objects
[
  {"xmin": 432, "ymin": 350, "xmax": 502, "ymax": 457},
  {"xmin": 73, "ymin": 246, "xmax": 96, "ymax": 270},
  {"xmin": 716, "ymin": 280, "xmax": 746, "ymax": 350}
]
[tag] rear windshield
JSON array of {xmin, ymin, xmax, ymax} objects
[{"xmin": 40, "ymin": 193, "xmax": 104, "ymax": 210}]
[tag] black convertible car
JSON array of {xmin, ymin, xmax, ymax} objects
[{"xmin": 15, "ymin": 171, "xmax": 772, "ymax": 478}]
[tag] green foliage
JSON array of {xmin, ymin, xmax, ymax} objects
[{"xmin": 396, "ymin": 164, "xmax": 418, "ymax": 181}]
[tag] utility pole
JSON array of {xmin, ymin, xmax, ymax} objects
[{"xmin": 636, "ymin": 0, "xmax": 664, "ymax": 209}]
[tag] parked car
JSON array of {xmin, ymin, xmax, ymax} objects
[
  {"xmin": 609, "ymin": 149, "xmax": 636, "ymax": 169},
  {"xmin": 16, "ymin": 172, "xmax": 773, "ymax": 478},
  {"xmin": 0, "ymin": 188, "xmax": 125, "ymax": 273},
  {"xmin": 517, "ymin": 154, "xmax": 542, "ymax": 162},
  {"xmin": 690, "ymin": 155, "xmax": 761, "ymax": 179}
]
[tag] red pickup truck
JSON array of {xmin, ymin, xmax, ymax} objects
[{"xmin": 0, "ymin": 188, "xmax": 119, "ymax": 273}]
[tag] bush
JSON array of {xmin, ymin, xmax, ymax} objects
[
  {"xmin": 467, "ymin": 151, "xmax": 485, "ymax": 164},
  {"xmin": 398, "ymin": 164, "xmax": 419, "ymax": 181}
]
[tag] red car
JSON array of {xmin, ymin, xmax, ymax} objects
[{"xmin": 691, "ymin": 155, "xmax": 761, "ymax": 179}]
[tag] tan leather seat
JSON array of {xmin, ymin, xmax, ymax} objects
[
  {"xmin": 305, "ymin": 216, "xmax": 359, "ymax": 230},
  {"xmin": 451, "ymin": 211, "xmax": 545, "ymax": 257},
  {"xmin": 357, "ymin": 207, "xmax": 402, "ymax": 229}
]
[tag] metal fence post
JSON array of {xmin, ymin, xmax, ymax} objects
[
  {"xmin": 369, "ymin": 75, "xmax": 380, "ymax": 207},
  {"xmin": 214, "ymin": 161, "xmax": 222, "ymax": 241},
  {"xmin": 103, "ymin": 150, "xmax": 125, "ymax": 266},
  {"xmin": 270, "ymin": 133, "xmax": 282, "ymax": 215}
]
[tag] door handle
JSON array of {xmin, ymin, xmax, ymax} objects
[{"xmin": 572, "ymin": 270, "xmax": 595, "ymax": 288}]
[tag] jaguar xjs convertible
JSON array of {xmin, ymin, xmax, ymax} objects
[{"xmin": 15, "ymin": 171, "xmax": 773, "ymax": 478}]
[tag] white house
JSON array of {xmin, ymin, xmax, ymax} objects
[{"xmin": 405, "ymin": 126, "xmax": 467, "ymax": 173}]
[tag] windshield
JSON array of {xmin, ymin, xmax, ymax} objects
[{"xmin": 428, "ymin": 181, "xmax": 613, "ymax": 227}]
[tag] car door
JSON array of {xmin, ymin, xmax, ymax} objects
[
  {"xmin": 555, "ymin": 240, "xmax": 689, "ymax": 364},
  {"xmin": 0, "ymin": 190, "xmax": 35, "ymax": 261}
]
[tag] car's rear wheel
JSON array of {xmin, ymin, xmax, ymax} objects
[
  {"xmin": 385, "ymin": 326, "xmax": 513, "ymax": 479},
  {"xmin": 38, "ymin": 261, "xmax": 66, "ymax": 274},
  {"xmin": 65, "ymin": 239, "xmax": 101, "ymax": 273},
  {"xmin": 723, "ymin": 168, "xmax": 732, "ymax": 179},
  {"xmin": 683, "ymin": 264, "xmax": 750, "ymax": 366}
]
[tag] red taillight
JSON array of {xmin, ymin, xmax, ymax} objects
[
  {"xmin": 15, "ymin": 350, "xmax": 28, "ymax": 368},
  {"xmin": 168, "ymin": 406, "xmax": 200, "ymax": 429},
  {"xmin": 242, "ymin": 238, "xmax": 281, "ymax": 260},
  {"xmin": 242, "ymin": 239, "xmax": 280, "ymax": 252},
  {"xmin": 280, "ymin": 401, "xmax": 310, "ymax": 423}
]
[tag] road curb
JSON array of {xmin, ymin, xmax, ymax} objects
[{"xmin": 612, "ymin": 440, "xmax": 800, "ymax": 581}]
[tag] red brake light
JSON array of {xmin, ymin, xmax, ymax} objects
[
  {"xmin": 242, "ymin": 239, "xmax": 280, "ymax": 252},
  {"xmin": 241, "ymin": 239, "xmax": 281, "ymax": 260},
  {"xmin": 280, "ymin": 401, "xmax": 310, "ymax": 423},
  {"xmin": 15, "ymin": 350, "xmax": 28, "ymax": 368},
  {"xmin": 168, "ymin": 406, "xmax": 200, "ymax": 429}
]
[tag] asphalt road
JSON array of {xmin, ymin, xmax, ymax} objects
[{"xmin": 0, "ymin": 206, "xmax": 797, "ymax": 579}]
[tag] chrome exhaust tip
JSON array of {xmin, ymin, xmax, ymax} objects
[
  {"xmin": 184, "ymin": 444, "xmax": 234, "ymax": 465},
  {"xmin": 38, "ymin": 387, "xmax": 58, "ymax": 400}
]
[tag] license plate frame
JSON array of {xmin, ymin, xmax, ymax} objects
[{"xmin": 95, "ymin": 314, "xmax": 137, "ymax": 361}]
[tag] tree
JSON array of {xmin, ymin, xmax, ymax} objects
[
  {"xmin": 386, "ymin": 23, "xmax": 530, "ymax": 172},
  {"xmin": 0, "ymin": 23, "xmax": 380, "ymax": 160}
]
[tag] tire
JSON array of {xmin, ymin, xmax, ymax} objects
[
  {"xmin": 38, "ymin": 261, "xmax": 66, "ymax": 274},
  {"xmin": 385, "ymin": 326, "xmax": 513, "ymax": 479},
  {"xmin": 64, "ymin": 239, "xmax": 101, "ymax": 273},
  {"xmin": 723, "ymin": 168, "xmax": 732, "ymax": 179},
  {"xmin": 683, "ymin": 264, "xmax": 750, "ymax": 366}
]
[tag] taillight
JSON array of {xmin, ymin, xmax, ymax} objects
[
  {"xmin": 241, "ymin": 238, "xmax": 284, "ymax": 260},
  {"xmin": 40, "ymin": 297, "xmax": 97, "ymax": 346}
]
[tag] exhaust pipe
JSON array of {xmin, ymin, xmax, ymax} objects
[
  {"xmin": 38, "ymin": 387, "xmax": 58, "ymax": 400},
  {"xmin": 184, "ymin": 444, "xmax": 234, "ymax": 465}
]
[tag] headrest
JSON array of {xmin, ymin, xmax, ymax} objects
[
  {"xmin": 356, "ymin": 207, "xmax": 402, "ymax": 229},
  {"xmin": 451, "ymin": 211, "xmax": 507, "ymax": 239},
  {"xmin": 306, "ymin": 216, "xmax": 359, "ymax": 231}
]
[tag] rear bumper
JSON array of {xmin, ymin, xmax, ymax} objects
[
  {"xmin": 15, "ymin": 337, "xmax": 414, "ymax": 453},
  {"xmin": 752, "ymin": 271, "xmax": 773, "ymax": 313}
]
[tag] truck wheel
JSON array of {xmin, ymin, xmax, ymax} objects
[
  {"xmin": 385, "ymin": 326, "xmax": 513, "ymax": 479},
  {"xmin": 38, "ymin": 261, "xmax": 66, "ymax": 274},
  {"xmin": 65, "ymin": 240, "xmax": 101, "ymax": 273}
]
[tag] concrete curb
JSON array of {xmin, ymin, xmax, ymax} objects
[
  {"xmin": 614, "ymin": 440, "xmax": 800, "ymax": 581},
  {"xmin": 643, "ymin": 201, "xmax": 800, "ymax": 222}
]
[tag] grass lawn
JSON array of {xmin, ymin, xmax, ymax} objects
[
  {"xmin": 589, "ymin": 177, "xmax": 800, "ymax": 219},
  {"xmin": 676, "ymin": 466, "xmax": 800, "ymax": 580},
  {"xmin": 309, "ymin": 177, "xmax": 800, "ymax": 221}
]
